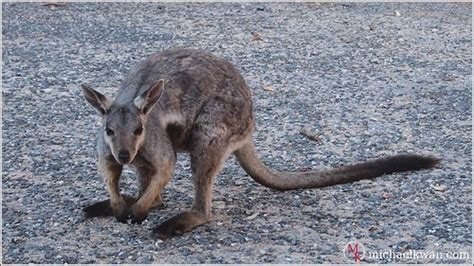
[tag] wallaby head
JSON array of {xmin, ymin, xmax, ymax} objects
[{"xmin": 81, "ymin": 80, "xmax": 164, "ymax": 165}]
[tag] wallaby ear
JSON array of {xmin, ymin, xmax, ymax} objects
[
  {"xmin": 81, "ymin": 84, "xmax": 112, "ymax": 116},
  {"xmin": 133, "ymin": 79, "xmax": 164, "ymax": 115}
]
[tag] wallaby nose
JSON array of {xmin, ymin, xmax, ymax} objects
[{"xmin": 118, "ymin": 150, "xmax": 130, "ymax": 164}]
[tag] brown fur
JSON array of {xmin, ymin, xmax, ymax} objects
[{"xmin": 81, "ymin": 49, "xmax": 439, "ymax": 239}]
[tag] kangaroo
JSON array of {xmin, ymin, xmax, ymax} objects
[{"xmin": 81, "ymin": 48, "xmax": 439, "ymax": 239}]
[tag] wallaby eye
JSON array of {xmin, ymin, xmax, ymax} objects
[
  {"xmin": 133, "ymin": 127, "xmax": 143, "ymax": 136},
  {"xmin": 105, "ymin": 127, "xmax": 114, "ymax": 136}
]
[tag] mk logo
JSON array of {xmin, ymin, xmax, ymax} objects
[{"xmin": 343, "ymin": 241, "xmax": 366, "ymax": 263}]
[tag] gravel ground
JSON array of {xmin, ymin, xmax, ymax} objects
[{"xmin": 2, "ymin": 2, "xmax": 471, "ymax": 264}]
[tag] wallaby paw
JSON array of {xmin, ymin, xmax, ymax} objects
[
  {"xmin": 114, "ymin": 208, "xmax": 148, "ymax": 224},
  {"xmin": 152, "ymin": 212, "xmax": 209, "ymax": 239},
  {"xmin": 130, "ymin": 209, "xmax": 148, "ymax": 224},
  {"xmin": 114, "ymin": 208, "xmax": 131, "ymax": 223}
]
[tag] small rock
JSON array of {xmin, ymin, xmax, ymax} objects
[
  {"xmin": 214, "ymin": 201, "xmax": 226, "ymax": 209},
  {"xmin": 431, "ymin": 184, "xmax": 448, "ymax": 192},
  {"xmin": 235, "ymin": 180, "xmax": 245, "ymax": 185},
  {"xmin": 263, "ymin": 85, "xmax": 273, "ymax": 91}
]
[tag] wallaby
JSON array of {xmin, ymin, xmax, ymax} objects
[{"xmin": 81, "ymin": 48, "xmax": 439, "ymax": 239}]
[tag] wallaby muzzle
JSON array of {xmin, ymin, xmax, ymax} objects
[{"xmin": 118, "ymin": 150, "xmax": 131, "ymax": 164}]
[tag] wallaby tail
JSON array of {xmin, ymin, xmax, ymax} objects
[{"xmin": 234, "ymin": 140, "xmax": 440, "ymax": 191}]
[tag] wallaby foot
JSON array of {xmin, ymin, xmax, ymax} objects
[
  {"xmin": 152, "ymin": 211, "xmax": 210, "ymax": 239},
  {"xmin": 115, "ymin": 197, "xmax": 164, "ymax": 224},
  {"xmin": 125, "ymin": 206, "xmax": 148, "ymax": 224},
  {"xmin": 109, "ymin": 202, "xmax": 146, "ymax": 224}
]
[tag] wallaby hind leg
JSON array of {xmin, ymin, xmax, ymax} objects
[{"xmin": 153, "ymin": 133, "xmax": 231, "ymax": 239}]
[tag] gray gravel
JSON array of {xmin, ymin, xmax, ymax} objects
[{"xmin": 2, "ymin": 2, "xmax": 471, "ymax": 264}]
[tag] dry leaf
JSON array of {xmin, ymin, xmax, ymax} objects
[
  {"xmin": 368, "ymin": 226, "xmax": 378, "ymax": 232},
  {"xmin": 251, "ymin": 32, "xmax": 263, "ymax": 42},
  {"xmin": 300, "ymin": 128, "xmax": 321, "ymax": 142},
  {"xmin": 245, "ymin": 212, "xmax": 259, "ymax": 220},
  {"xmin": 441, "ymin": 74, "xmax": 457, "ymax": 81},
  {"xmin": 42, "ymin": 2, "xmax": 66, "ymax": 7}
]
